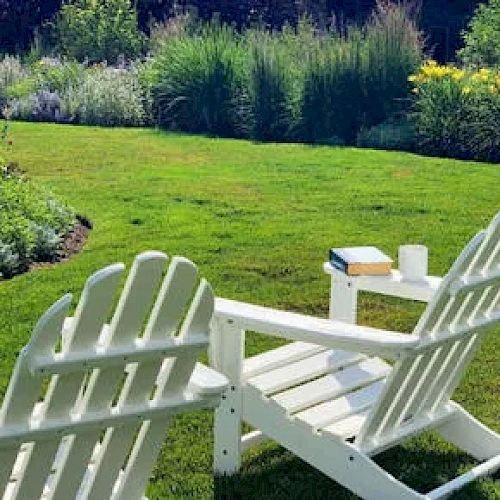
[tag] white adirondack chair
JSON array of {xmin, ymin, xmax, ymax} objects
[
  {"xmin": 0, "ymin": 251, "xmax": 228, "ymax": 500},
  {"xmin": 211, "ymin": 212, "xmax": 500, "ymax": 499}
]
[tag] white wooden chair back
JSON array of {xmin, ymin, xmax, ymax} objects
[
  {"xmin": 0, "ymin": 252, "xmax": 216, "ymax": 500},
  {"xmin": 358, "ymin": 213, "xmax": 500, "ymax": 447}
]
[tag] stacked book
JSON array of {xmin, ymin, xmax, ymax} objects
[{"xmin": 329, "ymin": 246, "xmax": 392, "ymax": 276}]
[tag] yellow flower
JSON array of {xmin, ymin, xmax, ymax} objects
[
  {"xmin": 462, "ymin": 86, "xmax": 472, "ymax": 95},
  {"xmin": 451, "ymin": 69, "xmax": 465, "ymax": 81},
  {"xmin": 490, "ymin": 85, "xmax": 498, "ymax": 95}
]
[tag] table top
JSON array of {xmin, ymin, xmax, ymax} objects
[{"xmin": 323, "ymin": 262, "xmax": 443, "ymax": 302}]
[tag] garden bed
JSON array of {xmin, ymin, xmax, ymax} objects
[
  {"xmin": 29, "ymin": 215, "xmax": 91, "ymax": 273},
  {"xmin": 0, "ymin": 162, "xmax": 88, "ymax": 279}
]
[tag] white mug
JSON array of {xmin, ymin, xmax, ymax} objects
[{"xmin": 399, "ymin": 245, "xmax": 428, "ymax": 281}]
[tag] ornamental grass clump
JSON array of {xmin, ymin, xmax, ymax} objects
[
  {"xmin": 152, "ymin": 23, "xmax": 246, "ymax": 137},
  {"xmin": 410, "ymin": 61, "xmax": 500, "ymax": 163},
  {"xmin": 297, "ymin": 1, "xmax": 422, "ymax": 144},
  {"xmin": 363, "ymin": 0, "xmax": 423, "ymax": 127},
  {"xmin": 298, "ymin": 32, "xmax": 364, "ymax": 144},
  {"xmin": 246, "ymin": 33, "xmax": 296, "ymax": 142}
]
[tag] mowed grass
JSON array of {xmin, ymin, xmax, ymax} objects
[{"xmin": 1, "ymin": 121, "xmax": 499, "ymax": 499}]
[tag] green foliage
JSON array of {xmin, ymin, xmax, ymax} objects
[
  {"xmin": 0, "ymin": 56, "xmax": 29, "ymax": 106},
  {"xmin": 410, "ymin": 63, "xmax": 500, "ymax": 163},
  {"xmin": 63, "ymin": 66, "xmax": 147, "ymax": 126},
  {"xmin": 298, "ymin": 32, "xmax": 365, "ymax": 144},
  {"xmin": 56, "ymin": 0, "xmax": 145, "ymax": 64},
  {"xmin": 458, "ymin": 0, "xmax": 500, "ymax": 68},
  {"xmin": 33, "ymin": 59, "xmax": 85, "ymax": 92},
  {"xmin": 152, "ymin": 23, "xmax": 246, "ymax": 136},
  {"xmin": 0, "ymin": 164, "xmax": 74, "ymax": 277},
  {"xmin": 356, "ymin": 119, "xmax": 417, "ymax": 151},
  {"xmin": 246, "ymin": 35, "xmax": 295, "ymax": 141},
  {"xmin": 363, "ymin": 1, "xmax": 423, "ymax": 127},
  {"xmin": 297, "ymin": 2, "xmax": 422, "ymax": 144}
]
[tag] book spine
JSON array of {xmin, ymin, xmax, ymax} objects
[{"xmin": 329, "ymin": 250, "xmax": 349, "ymax": 274}]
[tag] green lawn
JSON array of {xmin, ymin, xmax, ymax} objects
[{"xmin": 1, "ymin": 122, "xmax": 499, "ymax": 499}]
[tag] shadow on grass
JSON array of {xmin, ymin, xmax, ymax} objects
[{"xmin": 214, "ymin": 441, "xmax": 498, "ymax": 499}]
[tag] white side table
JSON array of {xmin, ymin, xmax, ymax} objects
[{"xmin": 323, "ymin": 262, "xmax": 443, "ymax": 324}]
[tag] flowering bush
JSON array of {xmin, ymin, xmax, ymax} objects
[
  {"xmin": 64, "ymin": 65, "xmax": 147, "ymax": 126},
  {"xmin": 410, "ymin": 61, "xmax": 500, "ymax": 162},
  {"xmin": 0, "ymin": 56, "xmax": 28, "ymax": 106}
]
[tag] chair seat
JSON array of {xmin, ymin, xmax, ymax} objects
[{"xmin": 244, "ymin": 342, "xmax": 391, "ymax": 442}]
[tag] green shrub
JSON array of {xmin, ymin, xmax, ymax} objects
[
  {"xmin": 63, "ymin": 66, "xmax": 146, "ymax": 126},
  {"xmin": 0, "ymin": 164, "xmax": 75, "ymax": 277},
  {"xmin": 57, "ymin": 0, "xmax": 145, "ymax": 64},
  {"xmin": 356, "ymin": 120, "xmax": 417, "ymax": 151},
  {"xmin": 152, "ymin": 23, "xmax": 246, "ymax": 137},
  {"xmin": 5, "ymin": 77, "xmax": 38, "ymax": 100},
  {"xmin": 458, "ymin": 0, "xmax": 500, "ymax": 68},
  {"xmin": 296, "ymin": 2, "xmax": 422, "ymax": 145},
  {"xmin": 246, "ymin": 36, "xmax": 295, "ymax": 142},
  {"xmin": 297, "ymin": 32, "xmax": 365, "ymax": 144},
  {"xmin": 410, "ymin": 62, "xmax": 500, "ymax": 163},
  {"xmin": 0, "ymin": 56, "xmax": 29, "ymax": 105},
  {"xmin": 33, "ymin": 59, "xmax": 85, "ymax": 93},
  {"xmin": 363, "ymin": 1, "xmax": 423, "ymax": 127}
]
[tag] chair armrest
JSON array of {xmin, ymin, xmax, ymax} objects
[
  {"xmin": 189, "ymin": 362, "xmax": 229, "ymax": 396},
  {"xmin": 214, "ymin": 298, "xmax": 419, "ymax": 359}
]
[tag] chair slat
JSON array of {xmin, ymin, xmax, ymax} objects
[
  {"xmin": 243, "ymin": 341, "xmax": 327, "ymax": 379},
  {"xmin": 0, "ymin": 449, "xmax": 20, "ymax": 497},
  {"xmin": 414, "ymin": 232, "xmax": 485, "ymax": 337},
  {"xmin": 248, "ymin": 350, "xmax": 364, "ymax": 395},
  {"xmin": 417, "ymin": 337, "xmax": 473, "ymax": 415},
  {"xmin": 322, "ymin": 409, "xmax": 371, "ymax": 440},
  {"xmin": 295, "ymin": 380, "xmax": 385, "ymax": 432},
  {"xmin": 466, "ymin": 213, "xmax": 500, "ymax": 274},
  {"xmin": 397, "ymin": 344, "xmax": 451, "ymax": 423},
  {"xmin": 380, "ymin": 351, "xmax": 435, "ymax": 433},
  {"xmin": 357, "ymin": 355, "xmax": 418, "ymax": 442},
  {"xmin": 11, "ymin": 441, "xmax": 60, "ymax": 500},
  {"xmin": 156, "ymin": 279, "xmax": 214, "ymax": 396},
  {"xmin": 0, "ymin": 295, "xmax": 71, "ymax": 426},
  {"xmin": 430, "ymin": 333, "xmax": 485, "ymax": 414},
  {"xmin": 110, "ymin": 419, "xmax": 171, "ymax": 500},
  {"xmin": 270, "ymin": 358, "xmax": 390, "ymax": 414}
]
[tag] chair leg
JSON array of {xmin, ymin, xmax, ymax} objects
[
  {"xmin": 213, "ymin": 385, "xmax": 242, "ymax": 475},
  {"xmin": 243, "ymin": 386, "xmax": 423, "ymax": 498},
  {"xmin": 435, "ymin": 403, "xmax": 500, "ymax": 461},
  {"xmin": 210, "ymin": 318, "xmax": 245, "ymax": 475}
]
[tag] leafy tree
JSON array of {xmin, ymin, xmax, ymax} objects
[
  {"xmin": 56, "ymin": 0, "xmax": 145, "ymax": 63},
  {"xmin": 458, "ymin": 0, "xmax": 500, "ymax": 68}
]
